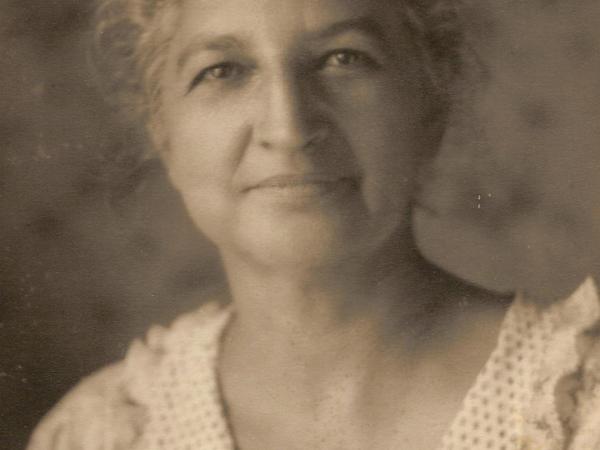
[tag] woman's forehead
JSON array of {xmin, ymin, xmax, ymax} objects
[
  {"xmin": 172, "ymin": 0, "xmax": 406, "ymax": 58},
  {"xmin": 175, "ymin": 0, "xmax": 403, "ymax": 36}
]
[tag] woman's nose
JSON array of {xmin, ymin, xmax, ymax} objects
[{"xmin": 255, "ymin": 73, "xmax": 327, "ymax": 153}]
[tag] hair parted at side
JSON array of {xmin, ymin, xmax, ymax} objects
[{"xmin": 92, "ymin": 0, "xmax": 466, "ymax": 153}]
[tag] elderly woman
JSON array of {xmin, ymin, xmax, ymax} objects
[{"xmin": 27, "ymin": 0, "xmax": 600, "ymax": 449}]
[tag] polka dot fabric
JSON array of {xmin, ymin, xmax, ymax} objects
[
  {"xmin": 28, "ymin": 278, "xmax": 600, "ymax": 450},
  {"xmin": 442, "ymin": 277, "xmax": 600, "ymax": 450},
  {"xmin": 127, "ymin": 303, "xmax": 236, "ymax": 450},
  {"xmin": 441, "ymin": 301, "xmax": 544, "ymax": 450}
]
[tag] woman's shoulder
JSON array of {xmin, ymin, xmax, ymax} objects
[
  {"xmin": 510, "ymin": 277, "xmax": 600, "ymax": 448},
  {"xmin": 26, "ymin": 362, "xmax": 141, "ymax": 450},
  {"xmin": 27, "ymin": 301, "xmax": 231, "ymax": 450}
]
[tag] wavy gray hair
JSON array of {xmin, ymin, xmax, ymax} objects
[{"xmin": 93, "ymin": 0, "xmax": 466, "ymax": 152}]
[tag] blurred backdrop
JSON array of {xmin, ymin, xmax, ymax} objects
[{"xmin": 2, "ymin": 0, "xmax": 600, "ymax": 448}]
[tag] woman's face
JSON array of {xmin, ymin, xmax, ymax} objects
[{"xmin": 159, "ymin": 0, "xmax": 437, "ymax": 269}]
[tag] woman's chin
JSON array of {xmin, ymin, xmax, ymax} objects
[
  {"xmin": 228, "ymin": 210, "xmax": 400, "ymax": 271},
  {"xmin": 254, "ymin": 246, "xmax": 343, "ymax": 271},
  {"xmin": 242, "ymin": 225, "xmax": 357, "ymax": 269}
]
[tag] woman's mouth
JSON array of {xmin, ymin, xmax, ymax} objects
[{"xmin": 244, "ymin": 173, "xmax": 360, "ymax": 203}]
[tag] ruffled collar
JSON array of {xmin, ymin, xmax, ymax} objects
[
  {"xmin": 442, "ymin": 277, "xmax": 600, "ymax": 450},
  {"xmin": 124, "ymin": 278, "xmax": 600, "ymax": 450}
]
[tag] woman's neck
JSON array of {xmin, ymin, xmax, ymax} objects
[
  {"xmin": 217, "ymin": 234, "xmax": 509, "ymax": 449},
  {"xmin": 220, "ymin": 232, "xmax": 455, "ymax": 373}
]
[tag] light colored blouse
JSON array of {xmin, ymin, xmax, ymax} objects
[{"xmin": 27, "ymin": 278, "xmax": 600, "ymax": 450}]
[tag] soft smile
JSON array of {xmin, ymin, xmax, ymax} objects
[
  {"xmin": 243, "ymin": 173, "xmax": 360, "ymax": 202},
  {"xmin": 249, "ymin": 173, "xmax": 356, "ymax": 189}
]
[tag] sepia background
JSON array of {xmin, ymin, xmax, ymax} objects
[{"xmin": 2, "ymin": 0, "xmax": 600, "ymax": 447}]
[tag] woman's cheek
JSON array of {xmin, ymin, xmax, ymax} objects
[
  {"xmin": 162, "ymin": 102, "xmax": 251, "ymax": 237},
  {"xmin": 164, "ymin": 125, "xmax": 234, "ymax": 242},
  {"xmin": 338, "ymin": 81, "xmax": 424, "ymax": 214},
  {"xmin": 164, "ymin": 103, "xmax": 231, "ymax": 185}
]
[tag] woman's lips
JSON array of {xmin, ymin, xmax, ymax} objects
[
  {"xmin": 243, "ymin": 173, "xmax": 360, "ymax": 200},
  {"xmin": 249, "ymin": 174, "xmax": 356, "ymax": 189}
]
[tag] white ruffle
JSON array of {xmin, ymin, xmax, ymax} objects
[
  {"xmin": 28, "ymin": 278, "xmax": 600, "ymax": 450},
  {"xmin": 122, "ymin": 302, "xmax": 234, "ymax": 450}
]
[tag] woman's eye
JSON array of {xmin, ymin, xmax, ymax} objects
[
  {"xmin": 188, "ymin": 62, "xmax": 243, "ymax": 91},
  {"xmin": 321, "ymin": 49, "xmax": 377, "ymax": 70}
]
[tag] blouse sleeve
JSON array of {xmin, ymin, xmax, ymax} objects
[
  {"xmin": 25, "ymin": 301, "xmax": 230, "ymax": 450},
  {"xmin": 26, "ymin": 363, "xmax": 147, "ymax": 450}
]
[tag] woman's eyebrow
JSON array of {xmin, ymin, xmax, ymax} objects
[
  {"xmin": 310, "ymin": 16, "xmax": 391, "ymax": 48},
  {"xmin": 176, "ymin": 35, "xmax": 246, "ymax": 73},
  {"xmin": 175, "ymin": 16, "xmax": 392, "ymax": 74}
]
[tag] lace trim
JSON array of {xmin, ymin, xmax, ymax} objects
[
  {"xmin": 571, "ymin": 335, "xmax": 600, "ymax": 449},
  {"xmin": 442, "ymin": 277, "xmax": 600, "ymax": 450},
  {"xmin": 526, "ymin": 278, "xmax": 600, "ymax": 449}
]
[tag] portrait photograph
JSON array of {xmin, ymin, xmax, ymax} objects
[{"xmin": 2, "ymin": 0, "xmax": 600, "ymax": 449}]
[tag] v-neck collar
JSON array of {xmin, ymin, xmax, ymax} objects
[{"xmin": 129, "ymin": 278, "xmax": 600, "ymax": 449}]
